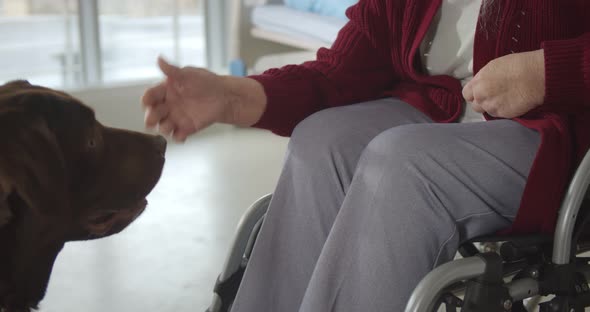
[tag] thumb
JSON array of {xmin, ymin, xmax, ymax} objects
[
  {"xmin": 462, "ymin": 80, "xmax": 475, "ymax": 102},
  {"xmin": 158, "ymin": 56, "xmax": 181, "ymax": 79}
]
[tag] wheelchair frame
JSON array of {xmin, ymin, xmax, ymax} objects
[{"xmin": 206, "ymin": 150, "xmax": 590, "ymax": 312}]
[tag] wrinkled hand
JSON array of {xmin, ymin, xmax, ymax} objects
[
  {"xmin": 462, "ymin": 49, "xmax": 546, "ymax": 118},
  {"xmin": 142, "ymin": 57, "xmax": 234, "ymax": 142}
]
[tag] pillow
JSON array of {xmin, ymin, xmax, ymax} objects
[
  {"xmin": 284, "ymin": 0, "xmax": 315, "ymax": 12},
  {"xmin": 284, "ymin": 0, "xmax": 358, "ymax": 19},
  {"xmin": 312, "ymin": 0, "xmax": 358, "ymax": 19}
]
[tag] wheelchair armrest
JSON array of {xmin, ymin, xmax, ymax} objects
[{"xmin": 459, "ymin": 234, "xmax": 552, "ymax": 261}]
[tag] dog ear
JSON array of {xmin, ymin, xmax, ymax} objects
[
  {"xmin": 0, "ymin": 92, "xmax": 70, "ymax": 228},
  {"xmin": 0, "ymin": 87, "xmax": 73, "ymax": 310},
  {"xmin": 4, "ymin": 80, "xmax": 31, "ymax": 88},
  {"xmin": 0, "ymin": 194, "xmax": 12, "ymax": 227},
  {"xmin": 0, "ymin": 180, "xmax": 14, "ymax": 227}
]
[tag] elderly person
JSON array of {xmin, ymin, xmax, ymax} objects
[{"xmin": 142, "ymin": 0, "xmax": 590, "ymax": 310}]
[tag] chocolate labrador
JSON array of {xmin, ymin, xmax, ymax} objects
[{"xmin": 0, "ymin": 80, "xmax": 166, "ymax": 311}]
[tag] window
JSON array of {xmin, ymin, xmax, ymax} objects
[
  {"xmin": 0, "ymin": 0, "xmax": 207, "ymax": 89},
  {"xmin": 0, "ymin": 0, "xmax": 80, "ymax": 88},
  {"xmin": 99, "ymin": 0, "xmax": 205, "ymax": 84}
]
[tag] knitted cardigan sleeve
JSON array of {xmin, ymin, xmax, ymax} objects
[
  {"xmin": 249, "ymin": 0, "xmax": 396, "ymax": 136},
  {"xmin": 542, "ymin": 32, "xmax": 590, "ymax": 113}
]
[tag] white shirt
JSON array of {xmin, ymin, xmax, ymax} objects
[{"xmin": 420, "ymin": 0, "xmax": 484, "ymax": 123}]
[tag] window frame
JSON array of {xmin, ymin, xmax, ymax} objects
[{"xmin": 75, "ymin": 0, "xmax": 223, "ymax": 89}]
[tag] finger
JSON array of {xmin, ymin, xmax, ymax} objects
[
  {"xmin": 471, "ymin": 100, "xmax": 485, "ymax": 113},
  {"xmin": 172, "ymin": 116, "xmax": 197, "ymax": 142},
  {"xmin": 172, "ymin": 126, "xmax": 194, "ymax": 142},
  {"xmin": 158, "ymin": 56, "xmax": 182, "ymax": 79},
  {"xmin": 142, "ymin": 82, "xmax": 167, "ymax": 108},
  {"xmin": 144, "ymin": 104, "xmax": 170, "ymax": 129},
  {"xmin": 192, "ymin": 118, "xmax": 215, "ymax": 135},
  {"xmin": 172, "ymin": 130, "xmax": 187, "ymax": 143},
  {"xmin": 157, "ymin": 117, "xmax": 176, "ymax": 137},
  {"xmin": 462, "ymin": 80, "xmax": 475, "ymax": 102}
]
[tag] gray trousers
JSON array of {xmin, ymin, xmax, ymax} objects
[{"xmin": 231, "ymin": 98, "xmax": 541, "ymax": 312}]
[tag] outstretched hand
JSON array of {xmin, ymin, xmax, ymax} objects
[{"xmin": 141, "ymin": 57, "xmax": 234, "ymax": 142}]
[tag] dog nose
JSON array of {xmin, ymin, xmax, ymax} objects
[{"xmin": 153, "ymin": 135, "xmax": 167, "ymax": 155}]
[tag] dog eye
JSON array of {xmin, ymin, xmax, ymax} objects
[{"xmin": 88, "ymin": 139, "xmax": 96, "ymax": 148}]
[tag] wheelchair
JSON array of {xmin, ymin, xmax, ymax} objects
[{"xmin": 206, "ymin": 149, "xmax": 590, "ymax": 312}]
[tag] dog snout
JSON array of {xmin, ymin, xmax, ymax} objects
[{"xmin": 153, "ymin": 135, "xmax": 167, "ymax": 156}]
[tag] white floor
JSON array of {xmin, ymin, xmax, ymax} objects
[{"xmin": 38, "ymin": 125, "xmax": 289, "ymax": 312}]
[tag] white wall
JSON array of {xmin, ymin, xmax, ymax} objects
[{"xmin": 68, "ymin": 81, "xmax": 156, "ymax": 132}]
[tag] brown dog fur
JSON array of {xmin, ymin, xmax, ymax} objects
[{"xmin": 0, "ymin": 80, "xmax": 166, "ymax": 311}]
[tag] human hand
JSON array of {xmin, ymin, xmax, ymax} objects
[
  {"xmin": 141, "ymin": 57, "xmax": 236, "ymax": 142},
  {"xmin": 462, "ymin": 49, "xmax": 546, "ymax": 118}
]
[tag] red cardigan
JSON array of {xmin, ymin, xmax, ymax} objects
[{"xmin": 250, "ymin": 0, "xmax": 590, "ymax": 234}]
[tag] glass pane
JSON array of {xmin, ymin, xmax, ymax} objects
[
  {"xmin": 0, "ymin": 0, "xmax": 81, "ymax": 88},
  {"xmin": 99, "ymin": 0, "xmax": 206, "ymax": 84}
]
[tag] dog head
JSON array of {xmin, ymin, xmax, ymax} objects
[{"xmin": 0, "ymin": 80, "xmax": 166, "ymax": 311}]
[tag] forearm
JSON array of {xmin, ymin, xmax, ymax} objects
[
  {"xmin": 221, "ymin": 75, "xmax": 267, "ymax": 127},
  {"xmin": 541, "ymin": 32, "xmax": 590, "ymax": 112}
]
